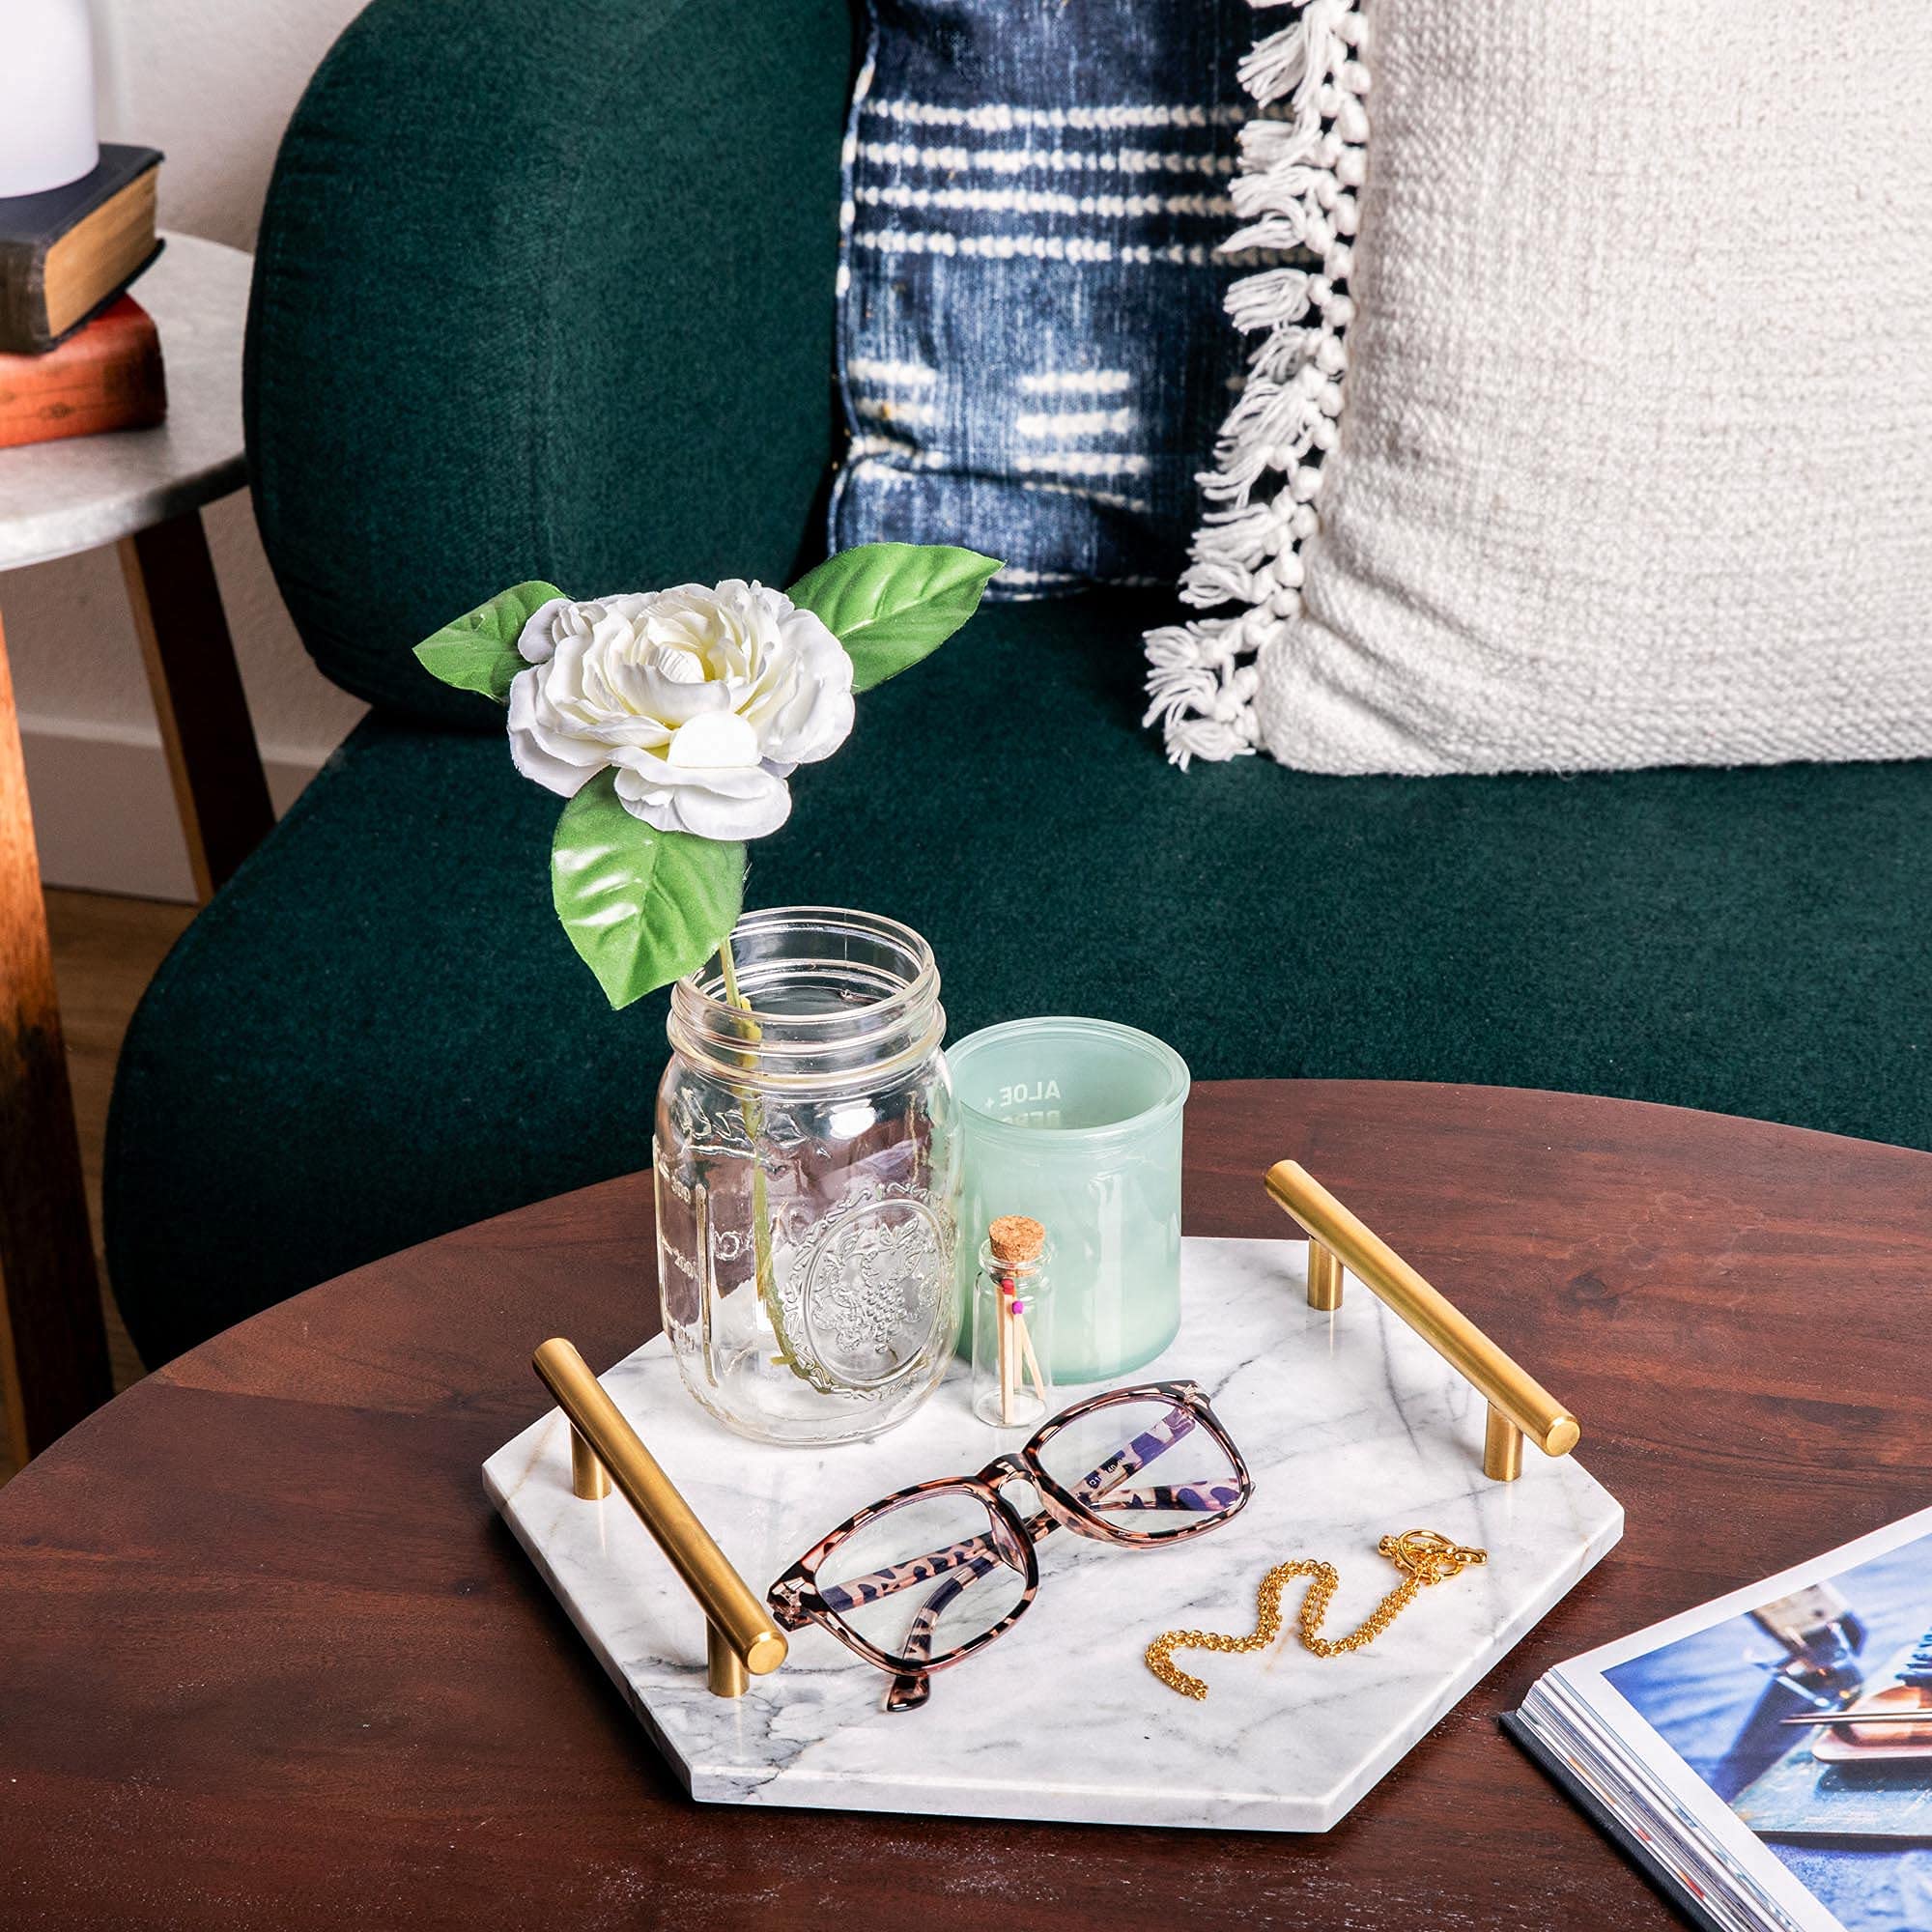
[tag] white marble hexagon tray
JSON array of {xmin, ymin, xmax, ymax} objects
[{"xmin": 485, "ymin": 1236, "xmax": 1622, "ymax": 1833}]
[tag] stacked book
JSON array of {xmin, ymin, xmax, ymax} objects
[
  {"xmin": 0, "ymin": 144, "xmax": 165, "ymax": 450},
  {"xmin": 1509, "ymin": 1502, "xmax": 1932, "ymax": 1932}
]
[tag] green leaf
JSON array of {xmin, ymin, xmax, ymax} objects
[
  {"xmin": 785, "ymin": 543, "xmax": 1001, "ymax": 692},
  {"xmin": 551, "ymin": 773, "xmax": 745, "ymax": 1009},
  {"xmin": 412, "ymin": 580, "xmax": 564, "ymax": 702}
]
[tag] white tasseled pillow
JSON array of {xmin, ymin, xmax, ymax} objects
[{"xmin": 1147, "ymin": 0, "xmax": 1932, "ymax": 775}]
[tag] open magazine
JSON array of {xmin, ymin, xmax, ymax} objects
[{"xmin": 1508, "ymin": 1505, "xmax": 1932, "ymax": 1932}]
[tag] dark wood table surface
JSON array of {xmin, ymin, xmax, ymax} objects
[{"xmin": 4, "ymin": 1080, "xmax": 1929, "ymax": 1930}]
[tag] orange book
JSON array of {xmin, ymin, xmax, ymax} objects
[{"xmin": 0, "ymin": 296, "xmax": 166, "ymax": 451}]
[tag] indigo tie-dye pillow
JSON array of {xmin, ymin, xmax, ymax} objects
[{"xmin": 830, "ymin": 1, "xmax": 1255, "ymax": 600}]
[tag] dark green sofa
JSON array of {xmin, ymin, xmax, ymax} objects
[{"xmin": 104, "ymin": 0, "xmax": 1932, "ymax": 1369}]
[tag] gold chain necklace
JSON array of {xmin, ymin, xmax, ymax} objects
[{"xmin": 1145, "ymin": 1530, "xmax": 1489, "ymax": 1701}]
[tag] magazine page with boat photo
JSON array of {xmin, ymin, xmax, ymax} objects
[{"xmin": 1510, "ymin": 1503, "xmax": 1932, "ymax": 1932}]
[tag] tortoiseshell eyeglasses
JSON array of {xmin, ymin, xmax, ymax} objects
[{"xmin": 766, "ymin": 1380, "xmax": 1252, "ymax": 1711}]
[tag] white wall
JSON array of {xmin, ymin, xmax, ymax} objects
[{"xmin": 12, "ymin": 0, "xmax": 372, "ymax": 899}]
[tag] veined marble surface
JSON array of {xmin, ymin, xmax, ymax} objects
[{"xmin": 485, "ymin": 1236, "xmax": 1622, "ymax": 1833}]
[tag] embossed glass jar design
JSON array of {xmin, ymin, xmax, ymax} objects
[{"xmin": 654, "ymin": 908, "xmax": 959, "ymax": 1445}]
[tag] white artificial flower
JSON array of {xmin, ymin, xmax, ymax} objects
[{"xmin": 505, "ymin": 580, "xmax": 855, "ymax": 840}]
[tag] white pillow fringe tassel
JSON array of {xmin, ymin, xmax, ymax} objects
[{"xmin": 1143, "ymin": 0, "xmax": 1369, "ymax": 768}]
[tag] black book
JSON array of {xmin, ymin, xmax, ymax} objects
[{"xmin": 0, "ymin": 145, "xmax": 164, "ymax": 355}]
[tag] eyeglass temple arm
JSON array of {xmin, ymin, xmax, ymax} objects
[
  {"xmin": 1073, "ymin": 1406, "xmax": 1201, "ymax": 1502},
  {"xmin": 1093, "ymin": 1482, "xmax": 1241, "ymax": 1513},
  {"xmin": 533, "ymin": 1338, "xmax": 787, "ymax": 1698},
  {"xmin": 817, "ymin": 1533, "xmax": 1017, "ymax": 1615},
  {"xmin": 887, "ymin": 1550, "xmax": 1009, "ymax": 1710}
]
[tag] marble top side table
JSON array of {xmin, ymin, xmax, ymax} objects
[{"xmin": 0, "ymin": 232, "xmax": 270, "ymax": 1466}]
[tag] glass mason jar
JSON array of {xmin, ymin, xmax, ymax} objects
[{"xmin": 654, "ymin": 908, "xmax": 960, "ymax": 1445}]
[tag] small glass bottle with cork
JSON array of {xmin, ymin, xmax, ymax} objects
[{"xmin": 971, "ymin": 1214, "xmax": 1054, "ymax": 1428}]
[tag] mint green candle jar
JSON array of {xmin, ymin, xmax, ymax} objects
[{"xmin": 948, "ymin": 1017, "xmax": 1188, "ymax": 1383}]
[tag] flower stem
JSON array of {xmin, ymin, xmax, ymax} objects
[{"xmin": 717, "ymin": 935, "xmax": 814, "ymax": 1383}]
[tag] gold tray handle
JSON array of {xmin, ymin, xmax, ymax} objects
[
  {"xmin": 533, "ymin": 1338, "xmax": 787, "ymax": 1696},
  {"xmin": 1264, "ymin": 1161, "xmax": 1580, "ymax": 1482}
]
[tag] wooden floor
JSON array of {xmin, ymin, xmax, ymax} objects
[{"xmin": 0, "ymin": 889, "xmax": 190, "ymax": 1485}]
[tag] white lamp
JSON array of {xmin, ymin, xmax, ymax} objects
[{"xmin": 0, "ymin": 0, "xmax": 100, "ymax": 200}]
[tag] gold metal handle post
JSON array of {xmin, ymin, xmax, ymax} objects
[
  {"xmin": 532, "ymin": 1338, "xmax": 787, "ymax": 1695},
  {"xmin": 1264, "ymin": 1161, "xmax": 1579, "ymax": 1481}
]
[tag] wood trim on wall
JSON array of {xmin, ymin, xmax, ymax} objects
[{"xmin": 18, "ymin": 717, "xmax": 320, "ymax": 901}]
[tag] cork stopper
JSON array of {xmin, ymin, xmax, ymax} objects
[{"xmin": 987, "ymin": 1215, "xmax": 1046, "ymax": 1266}]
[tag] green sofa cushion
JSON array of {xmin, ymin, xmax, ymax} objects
[
  {"xmin": 106, "ymin": 592, "xmax": 1932, "ymax": 1366},
  {"xmin": 244, "ymin": 0, "xmax": 851, "ymax": 728}
]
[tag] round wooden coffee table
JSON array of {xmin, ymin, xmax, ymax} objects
[{"xmin": 2, "ymin": 1081, "xmax": 1927, "ymax": 1929}]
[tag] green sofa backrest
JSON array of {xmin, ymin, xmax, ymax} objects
[{"xmin": 244, "ymin": 0, "xmax": 853, "ymax": 727}]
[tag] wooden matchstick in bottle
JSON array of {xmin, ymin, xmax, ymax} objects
[
  {"xmin": 1015, "ymin": 1301, "xmax": 1048, "ymax": 1405},
  {"xmin": 997, "ymin": 1267, "xmax": 1015, "ymax": 1424}
]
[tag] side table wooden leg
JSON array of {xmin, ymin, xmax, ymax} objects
[
  {"xmin": 120, "ymin": 510, "xmax": 274, "ymax": 902},
  {"xmin": 0, "ymin": 607, "xmax": 113, "ymax": 1465}
]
